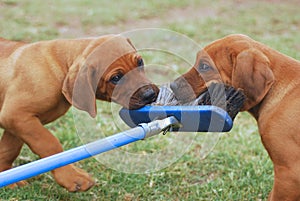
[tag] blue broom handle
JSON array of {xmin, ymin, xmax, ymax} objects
[
  {"xmin": 0, "ymin": 126, "xmax": 146, "ymax": 187},
  {"xmin": 0, "ymin": 116, "xmax": 178, "ymax": 188}
]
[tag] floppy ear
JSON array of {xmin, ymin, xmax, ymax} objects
[
  {"xmin": 62, "ymin": 61, "xmax": 97, "ymax": 118},
  {"xmin": 232, "ymin": 48, "xmax": 274, "ymax": 111},
  {"xmin": 62, "ymin": 35, "xmax": 136, "ymax": 118}
]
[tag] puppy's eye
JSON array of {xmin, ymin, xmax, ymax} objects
[
  {"xmin": 110, "ymin": 73, "xmax": 123, "ymax": 85},
  {"xmin": 137, "ymin": 58, "xmax": 144, "ymax": 67},
  {"xmin": 198, "ymin": 61, "xmax": 212, "ymax": 72}
]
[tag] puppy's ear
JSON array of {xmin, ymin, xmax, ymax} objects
[
  {"xmin": 232, "ymin": 48, "xmax": 274, "ymax": 110},
  {"xmin": 62, "ymin": 61, "xmax": 97, "ymax": 118}
]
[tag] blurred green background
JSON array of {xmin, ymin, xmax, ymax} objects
[{"xmin": 1, "ymin": 0, "xmax": 300, "ymax": 200}]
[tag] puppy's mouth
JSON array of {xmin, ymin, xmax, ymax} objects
[
  {"xmin": 128, "ymin": 84, "xmax": 159, "ymax": 109},
  {"xmin": 172, "ymin": 87, "xmax": 207, "ymax": 104},
  {"xmin": 169, "ymin": 79, "xmax": 203, "ymax": 103}
]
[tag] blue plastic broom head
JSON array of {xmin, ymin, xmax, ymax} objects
[{"xmin": 119, "ymin": 105, "xmax": 233, "ymax": 132}]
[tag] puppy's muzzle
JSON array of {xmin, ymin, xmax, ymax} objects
[
  {"xmin": 170, "ymin": 78, "xmax": 196, "ymax": 103},
  {"xmin": 129, "ymin": 84, "xmax": 159, "ymax": 109}
]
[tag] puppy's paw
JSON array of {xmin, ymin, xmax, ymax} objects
[
  {"xmin": 52, "ymin": 165, "xmax": 95, "ymax": 192},
  {"xmin": 8, "ymin": 180, "xmax": 28, "ymax": 188}
]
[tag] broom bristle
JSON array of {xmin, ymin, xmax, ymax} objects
[
  {"xmin": 197, "ymin": 83, "xmax": 245, "ymax": 120},
  {"xmin": 151, "ymin": 83, "xmax": 245, "ymax": 120}
]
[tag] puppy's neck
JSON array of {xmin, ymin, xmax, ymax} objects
[
  {"xmin": 46, "ymin": 38, "xmax": 95, "ymax": 71},
  {"xmin": 248, "ymin": 103, "xmax": 261, "ymax": 120}
]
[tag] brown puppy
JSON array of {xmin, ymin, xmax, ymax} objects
[
  {"xmin": 171, "ymin": 34, "xmax": 300, "ymax": 201},
  {"xmin": 0, "ymin": 35, "xmax": 159, "ymax": 191}
]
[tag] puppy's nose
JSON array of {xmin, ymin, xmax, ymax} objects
[{"xmin": 142, "ymin": 88, "xmax": 157, "ymax": 102}]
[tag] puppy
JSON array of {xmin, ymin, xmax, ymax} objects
[
  {"xmin": 171, "ymin": 34, "xmax": 300, "ymax": 201},
  {"xmin": 0, "ymin": 35, "xmax": 159, "ymax": 191}
]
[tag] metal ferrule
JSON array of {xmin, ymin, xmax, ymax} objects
[{"xmin": 139, "ymin": 116, "xmax": 180, "ymax": 138}]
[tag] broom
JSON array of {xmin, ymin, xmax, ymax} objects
[{"xmin": 152, "ymin": 82, "xmax": 245, "ymax": 120}]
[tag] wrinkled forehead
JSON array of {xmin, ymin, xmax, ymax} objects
[
  {"xmin": 196, "ymin": 49, "xmax": 210, "ymax": 59},
  {"xmin": 85, "ymin": 36, "xmax": 136, "ymax": 68},
  {"xmin": 195, "ymin": 49, "xmax": 216, "ymax": 65}
]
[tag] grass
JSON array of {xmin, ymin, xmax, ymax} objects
[{"xmin": 1, "ymin": 0, "xmax": 300, "ymax": 200}]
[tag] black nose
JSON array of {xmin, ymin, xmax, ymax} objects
[{"xmin": 142, "ymin": 88, "xmax": 157, "ymax": 102}]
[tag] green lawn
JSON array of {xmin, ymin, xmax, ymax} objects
[{"xmin": 1, "ymin": 0, "xmax": 300, "ymax": 200}]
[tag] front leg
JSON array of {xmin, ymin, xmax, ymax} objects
[
  {"xmin": 260, "ymin": 128, "xmax": 300, "ymax": 200},
  {"xmin": 259, "ymin": 101, "xmax": 300, "ymax": 201},
  {"xmin": 268, "ymin": 164, "xmax": 300, "ymax": 201},
  {"xmin": 0, "ymin": 130, "xmax": 27, "ymax": 188},
  {"xmin": 0, "ymin": 114, "xmax": 95, "ymax": 192}
]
